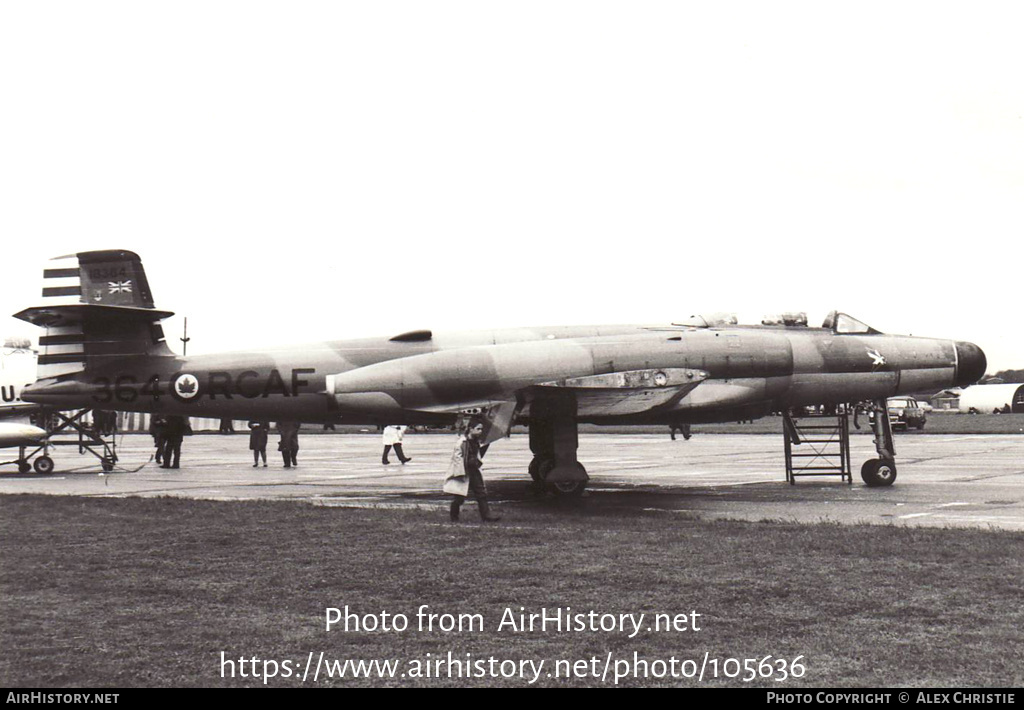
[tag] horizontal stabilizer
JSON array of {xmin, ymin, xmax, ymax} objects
[{"xmin": 14, "ymin": 304, "xmax": 175, "ymax": 329}]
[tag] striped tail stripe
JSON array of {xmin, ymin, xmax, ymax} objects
[
  {"xmin": 40, "ymin": 255, "xmax": 83, "ymax": 305},
  {"xmin": 37, "ymin": 324, "xmax": 85, "ymax": 378}
]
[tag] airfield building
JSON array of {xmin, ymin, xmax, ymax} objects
[{"xmin": 958, "ymin": 383, "xmax": 1024, "ymax": 414}]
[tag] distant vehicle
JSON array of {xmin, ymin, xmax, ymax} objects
[{"xmin": 887, "ymin": 397, "xmax": 926, "ymax": 431}]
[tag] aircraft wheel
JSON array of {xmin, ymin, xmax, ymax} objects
[
  {"xmin": 528, "ymin": 456, "xmax": 551, "ymax": 484},
  {"xmin": 101, "ymin": 458, "xmax": 114, "ymax": 472},
  {"xmin": 33, "ymin": 456, "xmax": 55, "ymax": 475},
  {"xmin": 537, "ymin": 459, "xmax": 588, "ymax": 497},
  {"xmin": 18, "ymin": 461, "xmax": 31, "ymax": 474},
  {"xmin": 861, "ymin": 458, "xmax": 897, "ymax": 487}
]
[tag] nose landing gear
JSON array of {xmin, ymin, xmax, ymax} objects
[
  {"xmin": 784, "ymin": 400, "xmax": 898, "ymax": 487},
  {"xmin": 861, "ymin": 399, "xmax": 897, "ymax": 487}
]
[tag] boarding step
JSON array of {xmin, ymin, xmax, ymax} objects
[{"xmin": 782, "ymin": 407, "xmax": 852, "ymax": 484}]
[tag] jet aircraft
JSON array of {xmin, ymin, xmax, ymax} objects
[
  {"xmin": 0, "ymin": 347, "xmax": 48, "ymax": 467},
  {"xmin": 14, "ymin": 250, "xmax": 986, "ymax": 493}
]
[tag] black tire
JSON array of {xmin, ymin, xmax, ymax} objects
[
  {"xmin": 101, "ymin": 458, "xmax": 114, "ymax": 472},
  {"xmin": 33, "ymin": 456, "xmax": 54, "ymax": 475},
  {"xmin": 528, "ymin": 456, "xmax": 550, "ymax": 484},
  {"xmin": 18, "ymin": 461, "xmax": 31, "ymax": 474},
  {"xmin": 861, "ymin": 458, "xmax": 897, "ymax": 487},
  {"xmin": 538, "ymin": 459, "xmax": 588, "ymax": 497}
]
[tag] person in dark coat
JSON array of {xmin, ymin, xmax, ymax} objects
[
  {"xmin": 161, "ymin": 415, "xmax": 190, "ymax": 469},
  {"xmin": 248, "ymin": 421, "xmax": 269, "ymax": 467},
  {"xmin": 277, "ymin": 421, "xmax": 300, "ymax": 468},
  {"xmin": 669, "ymin": 423, "xmax": 691, "ymax": 441},
  {"xmin": 449, "ymin": 417, "xmax": 500, "ymax": 523},
  {"xmin": 149, "ymin": 415, "xmax": 167, "ymax": 465}
]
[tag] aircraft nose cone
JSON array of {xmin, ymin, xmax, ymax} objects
[{"xmin": 955, "ymin": 341, "xmax": 987, "ymax": 387}]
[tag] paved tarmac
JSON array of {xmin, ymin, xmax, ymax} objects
[{"xmin": 1, "ymin": 432, "xmax": 1022, "ymax": 530}]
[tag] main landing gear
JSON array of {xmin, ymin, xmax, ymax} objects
[{"xmin": 526, "ymin": 393, "xmax": 588, "ymax": 497}]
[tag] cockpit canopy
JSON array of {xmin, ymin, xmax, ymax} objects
[
  {"xmin": 675, "ymin": 310, "xmax": 882, "ymax": 334},
  {"xmin": 675, "ymin": 312, "xmax": 739, "ymax": 328},
  {"xmin": 822, "ymin": 311, "xmax": 882, "ymax": 335},
  {"xmin": 761, "ymin": 312, "xmax": 808, "ymax": 327}
]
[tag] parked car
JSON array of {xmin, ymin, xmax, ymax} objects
[{"xmin": 887, "ymin": 397, "xmax": 926, "ymax": 430}]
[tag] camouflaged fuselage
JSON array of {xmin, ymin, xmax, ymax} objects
[{"xmin": 21, "ymin": 323, "xmax": 985, "ymax": 425}]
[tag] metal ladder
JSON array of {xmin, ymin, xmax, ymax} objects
[{"xmin": 782, "ymin": 406, "xmax": 852, "ymax": 484}]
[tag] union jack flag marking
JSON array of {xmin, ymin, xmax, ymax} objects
[{"xmin": 108, "ymin": 280, "xmax": 133, "ymax": 294}]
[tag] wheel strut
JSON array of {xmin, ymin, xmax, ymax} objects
[
  {"xmin": 862, "ymin": 399, "xmax": 897, "ymax": 487},
  {"xmin": 527, "ymin": 393, "xmax": 589, "ymax": 496}
]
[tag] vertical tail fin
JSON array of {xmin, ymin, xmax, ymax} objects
[{"xmin": 14, "ymin": 250, "xmax": 175, "ymax": 379}]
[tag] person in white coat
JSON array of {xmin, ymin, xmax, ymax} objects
[{"xmin": 381, "ymin": 424, "xmax": 412, "ymax": 465}]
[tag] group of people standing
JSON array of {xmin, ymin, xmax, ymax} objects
[
  {"xmin": 149, "ymin": 414, "xmax": 500, "ymax": 523},
  {"xmin": 248, "ymin": 420, "xmax": 300, "ymax": 468},
  {"xmin": 150, "ymin": 417, "xmax": 301, "ymax": 469}
]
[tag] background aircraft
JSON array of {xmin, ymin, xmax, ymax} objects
[
  {"xmin": 0, "ymin": 345, "xmax": 48, "ymax": 469},
  {"xmin": 14, "ymin": 250, "xmax": 986, "ymax": 493}
]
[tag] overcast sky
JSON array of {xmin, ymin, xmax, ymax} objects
[{"xmin": 1, "ymin": 2, "xmax": 1021, "ymax": 373}]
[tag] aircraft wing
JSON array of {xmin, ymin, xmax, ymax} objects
[
  {"xmin": 355, "ymin": 367, "xmax": 709, "ymax": 444},
  {"xmin": 529, "ymin": 368, "xmax": 708, "ymax": 418},
  {"xmin": 0, "ymin": 402, "xmax": 44, "ymax": 419}
]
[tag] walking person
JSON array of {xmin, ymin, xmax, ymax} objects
[
  {"xmin": 161, "ymin": 415, "xmax": 190, "ymax": 469},
  {"xmin": 149, "ymin": 414, "xmax": 167, "ymax": 465},
  {"xmin": 277, "ymin": 421, "xmax": 300, "ymax": 468},
  {"xmin": 669, "ymin": 422, "xmax": 691, "ymax": 441},
  {"xmin": 381, "ymin": 424, "xmax": 412, "ymax": 465},
  {"xmin": 248, "ymin": 420, "xmax": 269, "ymax": 468},
  {"xmin": 447, "ymin": 417, "xmax": 500, "ymax": 523}
]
